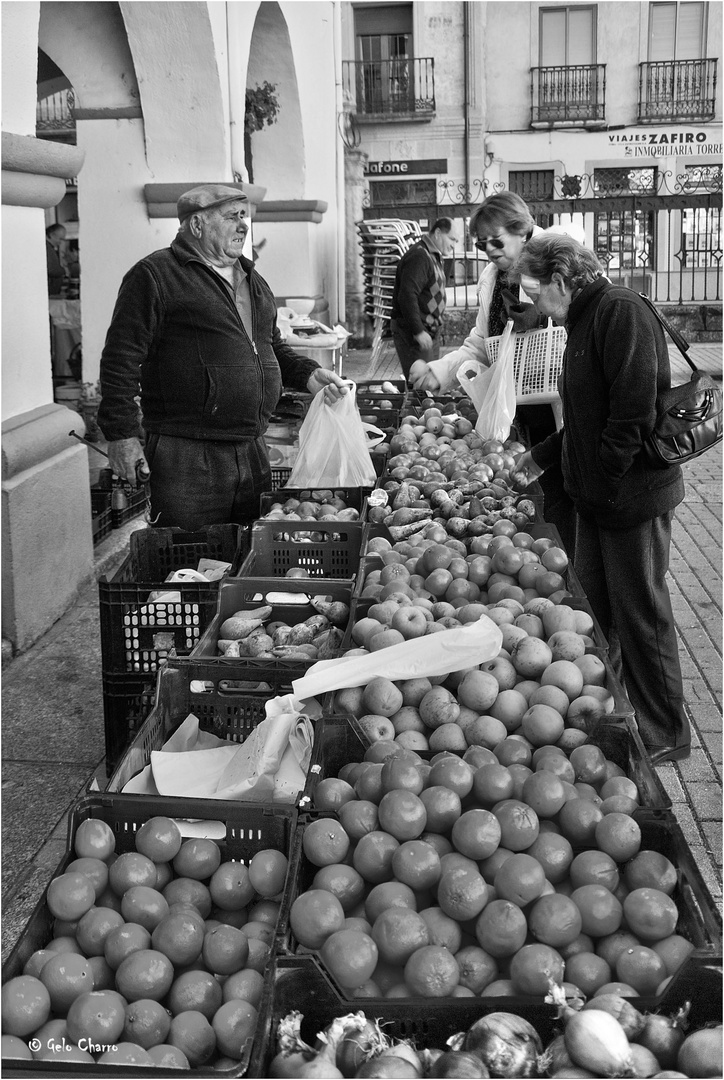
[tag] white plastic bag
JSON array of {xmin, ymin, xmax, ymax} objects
[
  {"xmin": 286, "ymin": 380, "xmax": 385, "ymax": 487},
  {"xmin": 475, "ymin": 319, "xmax": 517, "ymax": 442}
]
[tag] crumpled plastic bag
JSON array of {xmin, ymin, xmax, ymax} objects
[
  {"xmin": 121, "ymin": 695, "xmax": 320, "ymax": 803},
  {"xmin": 475, "ymin": 319, "xmax": 517, "ymax": 442}
]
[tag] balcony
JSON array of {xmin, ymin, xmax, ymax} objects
[
  {"xmin": 36, "ymin": 90, "xmax": 76, "ymax": 140},
  {"xmin": 638, "ymin": 59, "xmax": 718, "ymax": 122},
  {"xmin": 531, "ymin": 65, "xmax": 606, "ymax": 127},
  {"xmin": 343, "ymin": 58, "xmax": 435, "ymax": 121}
]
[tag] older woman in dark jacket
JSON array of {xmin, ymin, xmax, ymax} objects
[{"xmin": 512, "ymin": 234, "xmax": 689, "ymax": 766}]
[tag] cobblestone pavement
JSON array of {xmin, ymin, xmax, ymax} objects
[{"xmin": 2, "ymin": 342, "xmax": 721, "ymax": 964}]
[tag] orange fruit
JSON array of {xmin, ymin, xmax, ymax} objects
[
  {"xmin": 302, "ymin": 818, "xmax": 351, "ymax": 866},
  {"xmin": 391, "ymin": 840, "xmax": 441, "ymax": 891},
  {"xmin": 75, "ymin": 905, "xmax": 125, "ymax": 956},
  {"xmin": 535, "ymin": 753, "xmax": 576, "ymax": 785},
  {"xmin": 565, "ymin": 951, "xmax": 612, "ymax": 996},
  {"xmin": 163, "ymin": 877, "xmax": 213, "ymax": 918},
  {"xmin": 213, "ymin": 998, "xmax": 258, "ymax": 1059},
  {"xmin": 493, "ymin": 853, "xmax": 546, "ymax": 907},
  {"xmin": 290, "ymin": 889, "xmax": 345, "ymax": 948},
  {"xmin": 134, "ymin": 816, "xmax": 183, "ymax": 863},
  {"xmin": 151, "ymin": 911, "xmax": 205, "ymax": 967},
  {"xmin": 248, "ymin": 849, "xmax": 288, "ymax": 898},
  {"xmin": 600, "ymin": 775, "xmax": 639, "ymax": 802},
  {"xmin": 616, "ymin": 945, "xmax": 668, "ymax": 995},
  {"xmin": 109, "ymin": 852, "xmax": 158, "ymax": 895},
  {"xmin": 354, "ymin": 763, "xmax": 386, "ymax": 803},
  {"xmin": 479, "ymin": 846, "xmax": 515, "ymax": 885},
  {"xmin": 521, "ymin": 771, "xmax": 567, "ymax": 818},
  {"xmin": 38, "ymin": 952, "xmax": 94, "ymax": 1016},
  {"xmin": 451, "ymin": 809, "xmax": 501, "ymax": 860},
  {"xmin": 353, "ymin": 830, "xmax": 400, "ymax": 884},
  {"xmin": 623, "ymin": 888, "xmax": 679, "ymax": 942},
  {"xmin": 166, "ymin": 970, "xmax": 223, "ymax": 1019},
  {"xmin": 338, "ymin": 800, "xmax": 379, "ymax": 841},
  {"xmin": 241, "ymin": 920, "xmax": 274, "ymax": 944},
  {"xmin": 419, "ymin": 786, "xmax": 462, "ymax": 833},
  {"xmin": 88, "ymin": 955, "xmax": 115, "ymax": 991},
  {"xmin": 475, "ymin": 900, "xmax": 528, "ymax": 958},
  {"xmin": 123, "ymin": 997, "xmax": 171, "ymax": 1049},
  {"xmin": 437, "ymin": 866, "xmax": 491, "ymax": 921},
  {"xmin": 104, "ymin": 922, "xmax": 152, "ymax": 970},
  {"xmin": 202, "ymin": 925, "xmax": 249, "ymax": 975},
  {"xmin": 557, "ymin": 798, "xmax": 604, "ymax": 846},
  {"xmin": 595, "ymin": 929, "xmax": 642, "ymax": 969},
  {"xmin": 209, "ymin": 861, "xmax": 255, "ymax": 911},
  {"xmin": 570, "ymin": 850, "xmax": 620, "ymax": 892},
  {"xmin": 454, "ymin": 945, "xmax": 499, "ymax": 994},
  {"xmin": 45, "ymin": 935, "xmax": 84, "ymax": 957},
  {"xmin": 594, "ymin": 814, "xmax": 641, "ymax": 862},
  {"xmin": 248, "ymin": 899, "xmax": 280, "ymax": 926},
  {"xmin": 570, "ymin": 885, "xmax": 623, "ymax": 938},
  {"xmin": 66, "ymin": 989, "xmax": 126, "ymax": 1046},
  {"xmin": 66, "ymin": 857, "xmax": 109, "ymax": 898},
  {"xmin": 47, "ymin": 871, "xmax": 96, "ymax": 921},
  {"xmin": 419, "ymin": 907, "xmax": 463, "ymax": 953},
  {"xmin": 1, "ymin": 975, "xmax": 51, "ymax": 1037},
  {"xmin": 172, "ymin": 839, "xmax": 221, "ymax": 881},
  {"xmin": 372, "ymin": 909, "xmax": 430, "ymax": 965},
  {"xmin": 168, "ymin": 1010, "xmax": 216, "ymax": 1067},
  {"xmin": 97, "ymin": 1042, "xmax": 153, "ymax": 1065},
  {"xmin": 528, "ymin": 893, "xmax": 583, "ymax": 949},
  {"xmin": 472, "ymin": 764, "xmax": 515, "ymax": 806},
  {"xmin": 378, "ymin": 790, "xmax": 427, "ymax": 841},
  {"xmin": 115, "ymin": 949, "xmax": 174, "ymax": 1002},
  {"xmin": 380, "ymin": 757, "xmax": 424, "ymax": 795},
  {"xmin": 569, "ymin": 745, "xmax": 607, "ymax": 785},
  {"xmin": 245, "ymin": 938, "xmax": 271, "ymax": 974},
  {"xmin": 1, "ymin": 1035, "xmax": 33, "ymax": 1061},
  {"xmin": 312, "ymin": 777, "xmax": 357, "ymax": 812},
  {"xmin": 312, "ymin": 863, "xmax": 366, "ymax": 911},
  {"xmin": 495, "ymin": 737, "xmax": 533, "ymax": 767},
  {"xmin": 320, "ymin": 930, "xmax": 378, "ymax": 989},
  {"xmin": 510, "ymin": 942, "xmax": 565, "ymax": 995},
  {"xmin": 494, "ymin": 800, "xmax": 539, "ymax": 852},
  {"xmin": 22, "ymin": 950, "xmax": 54, "ymax": 979},
  {"xmin": 651, "ymin": 934, "xmax": 695, "ymax": 976},
  {"xmin": 404, "ymin": 945, "xmax": 460, "ymax": 997},
  {"xmin": 525, "ymin": 832, "xmax": 574, "ymax": 885},
  {"xmin": 146, "ymin": 1044, "xmax": 191, "ymax": 1069},
  {"xmin": 222, "ymin": 968, "xmax": 265, "ymax": 1008},
  {"xmin": 623, "ymin": 850, "xmax": 677, "ymax": 896},
  {"xmin": 364, "ymin": 881, "xmax": 416, "ymax": 924},
  {"xmin": 121, "ymin": 885, "xmax": 170, "ymax": 931},
  {"xmin": 74, "ymin": 818, "xmax": 116, "ymax": 861}
]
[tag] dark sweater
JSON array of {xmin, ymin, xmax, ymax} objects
[
  {"xmin": 390, "ymin": 235, "xmax": 447, "ymax": 336},
  {"xmin": 97, "ymin": 233, "xmax": 319, "ymax": 442},
  {"xmin": 531, "ymin": 278, "xmax": 684, "ymax": 528}
]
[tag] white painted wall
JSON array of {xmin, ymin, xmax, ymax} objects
[{"xmin": 2, "ymin": 1, "xmax": 41, "ymax": 133}]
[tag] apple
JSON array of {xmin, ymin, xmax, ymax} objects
[
  {"xmin": 581, "ymin": 685, "xmax": 616, "ymax": 714},
  {"xmin": 390, "ymin": 707, "xmax": 427, "ymax": 735},
  {"xmin": 540, "ymin": 660, "xmax": 585, "ymax": 701},
  {"xmin": 488, "ymin": 689, "xmax": 529, "ymax": 732},
  {"xmin": 574, "ymin": 654, "xmax": 606, "ymax": 686},
  {"xmin": 334, "ymin": 685, "xmax": 366, "ymax": 716},
  {"xmin": 510, "ymin": 637, "xmax": 554, "ymax": 678},
  {"xmin": 391, "ymin": 606, "xmax": 429, "ymax": 640},
  {"xmin": 528, "ymin": 683, "xmax": 570, "ymax": 717},
  {"xmin": 500, "ymin": 624, "xmax": 530, "ymax": 653},
  {"xmin": 395, "ymin": 730, "xmax": 430, "ymax": 751},
  {"xmin": 368, "ymin": 627, "xmax": 406, "ymax": 651},
  {"xmin": 357, "ymin": 714, "xmax": 396, "ymax": 742},
  {"xmin": 547, "ymin": 630, "xmax": 587, "ymax": 662},
  {"xmin": 541, "ymin": 606, "xmax": 578, "ymax": 636},
  {"xmin": 565, "ymin": 695, "xmax": 607, "ymax": 732}
]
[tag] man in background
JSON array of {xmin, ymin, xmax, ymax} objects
[{"xmin": 46, "ymin": 223, "xmax": 66, "ymax": 296}]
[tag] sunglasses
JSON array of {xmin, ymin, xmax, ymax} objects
[{"xmin": 474, "ymin": 235, "xmax": 506, "ymax": 251}]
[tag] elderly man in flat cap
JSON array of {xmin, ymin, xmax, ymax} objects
[{"xmin": 97, "ymin": 184, "xmax": 347, "ymax": 529}]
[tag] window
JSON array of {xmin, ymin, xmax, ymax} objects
[
  {"xmin": 368, "ymin": 178, "xmax": 437, "ymax": 209},
  {"xmin": 355, "ymin": 4, "xmax": 414, "ymax": 114},
  {"xmin": 540, "ymin": 6, "xmax": 596, "ymax": 65},
  {"xmin": 594, "ymin": 169, "xmax": 656, "ymax": 273},
  {"xmin": 593, "ymin": 167, "xmax": 657, "ymax": 196},
  {"xmin": 681, "ymin": 163, "xmax": 723, "ymax": 193},
  {"xmin": 649, "ymin": 2, "xmax": 706, "ymax": 60},
  {"xmin": 509, "ymin": 171, "xmax": 555, "ymax": 201},
  {"xmin": 682, "ymin": 205, "xmax": 722, "ymax": 268}
]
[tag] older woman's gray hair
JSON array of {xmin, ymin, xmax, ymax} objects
[
  {"xmin": 511, "ymin": 233, "xmax": 604, "ymax": 294},
  {"xmin": 469, "ymin": 191, "xmax": 536, "ymax": 239}
]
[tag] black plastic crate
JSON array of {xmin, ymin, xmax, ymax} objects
[
  {"xmin": 99, "ymin": 525, "xmax": 245, "ymax": 676},
  {"xmin": 1, "ymin": 795, "xmax": 296, "ymax": 1078},
  {"xmin": 251, "ymin": 950, "xmax": 722, "ymax": 1077},
  {"xmin": 356, "ymin": 405, "xmax": 402, "ymax": 442},
  {"xmin": 190, "ymin": 577, "xmax": 354, "ymax": 674},
  {"xmin": 101, "ymin": 670, "xmax": 156, "ymax": 777},
  {"xmin": 90, "ymin": 489, "xmax": 112, "ymax": 547},
  {"xmin": 110, "ymin": 483, "xmax": 147, "ymax": 528},
  {"xmin": 238, "ymin": 520, "xmax": 367, "ymax": 582},
  {"xmin": 106, "ymin": 661, "xmax": 302, "ymax": 796}
]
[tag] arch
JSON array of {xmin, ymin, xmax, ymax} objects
[{"xmin": 246, "ymin": 2, "xmax": 304, "ymax": 198}]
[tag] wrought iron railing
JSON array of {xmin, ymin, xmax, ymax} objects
[
  {"xmin": 36, "ymin": 90, "xmax": 75, "ymax": 133},
  {"xmin": 343, "ymin": 58, "xmax": 435, "ymax": 119},
  {"xmin": 638, "ymin": 58, "xmax": 718, "ymax": 122},
  {"xmin": 531, "ymin": 65, "xmax": 606, "ymax": 125}
]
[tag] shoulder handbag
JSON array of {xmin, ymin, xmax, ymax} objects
[{"xmin": 639, "ymin": 294, "xmax": 722, "ymax": 468}]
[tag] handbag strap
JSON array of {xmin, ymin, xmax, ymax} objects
[{"xmin": 639, "ymin": 293, "xmax": 699, "ymax": 373}]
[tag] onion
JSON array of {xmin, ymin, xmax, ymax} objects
[
  {"xmin": 636, "ymin": 1009, "xmax": 688, "ymax": 1070},
  {"xmin": 355, "ymin": 1054, "xmax": 420, "ymax": 1078},
  {"xmin": 540, "ymin": 1033, "xmax": 577, "ymax": 1074},
  {"xmin": 462, "ymin": 1012, "xmax": 543, "ymax": 1078},
  {"xmin": 428, "ymin": 1050, "xmax": 490, "ymax": 1077},
  {"xmin": 336, "ymin": 1018, "xmax": 389, "ymax": 1077},
  {"xmin": 269, "ymin": 1011, "xmax": 317, "ymax": 1078},
  {"xmin": 628, "ymin": 1043, "xmax": 661, "ymax": 1077},
  {"xmin": 550, "ymin": 1070, "xmax": 598, "ymax": 1078},
  {"xmin": 547, "ymin": 981, "xmax": 635, "ymax": 1078},
  {"xmin": 677, "ymin": 1024, "xmax": 723, "ymax": 1078},
  {"xmin": 582, "ymin": 994, "xmax": 646, "ymax": 1040}
]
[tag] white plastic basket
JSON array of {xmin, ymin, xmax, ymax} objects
[{"xmin": 485, "ymin": 320, "xmax": 567, "ymax": 404}]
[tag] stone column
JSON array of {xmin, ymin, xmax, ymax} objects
[{"xmin": 344, "ymin": 148, "xmax": 368, "ymax": 341}]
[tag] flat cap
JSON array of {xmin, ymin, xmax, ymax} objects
[{"xmin": 177, "ymin": 184, "xmax": 248, "ymax": 222}]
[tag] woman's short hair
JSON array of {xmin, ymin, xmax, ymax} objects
[
  {"xmin": 469, "ymin": 192, "xmax": 535, "ymax": 239},
  {"xmin": 512, "ymin": 233, "xmax": 603, "ymax": 293}
]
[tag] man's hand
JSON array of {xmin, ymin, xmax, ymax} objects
[
  {"xmin": 512, "ymin": 450, "xmax": 544, "ymax": 487},
  {"xmin": 306, "ymin": 368, "xmax": 349, "ymax": 404},
  {"xmin": 409, "ymin": 360, "xmax": 441, "ymax": 392},
  {"xmin": 414, "ymin": 330, "xmax": 434, "ymax": 353},
  {"xmin": 107, "ymin": 437, "xmax": 149, "ymax": 488},
  {"xmin": 501, "ymin": 288, "xmax": 542, "ymax": 332}
]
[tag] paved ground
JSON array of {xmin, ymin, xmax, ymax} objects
[{"xmin": 2, "ymin": 341, "xmax": 721, "ymax": 964}]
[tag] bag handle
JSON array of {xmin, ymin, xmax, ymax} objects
[{"xmin": 639, "ymin": 294, "xmax": 698, "ymax": 373}]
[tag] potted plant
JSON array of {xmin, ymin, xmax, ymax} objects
[{"xmin": 244, "ymin": 81, "xmax": 280, "ymax": 184}]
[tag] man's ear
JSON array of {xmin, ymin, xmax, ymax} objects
[{"xmin": 551, "ymin": 271, "xmax": 566, "ymax": 292}]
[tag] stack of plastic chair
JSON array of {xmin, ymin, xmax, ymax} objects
[{"xmin": 356, "ymin": 219, "xmax": 422, "ymax": 371}]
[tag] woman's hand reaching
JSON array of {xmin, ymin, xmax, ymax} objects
[{"xmin": 409, "ymin": 360, "xmax": 441, "ymax": 392}]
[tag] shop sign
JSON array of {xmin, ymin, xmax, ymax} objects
[
  {"xmin": 607, "ymin": 128, "xmax": 721, "ymax": 157},
  {"xmin": 365, "ymin": 158, "xmax": 447, "ymax": 176}
]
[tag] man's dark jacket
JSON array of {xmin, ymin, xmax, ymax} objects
[
  {"xmin": 531, "ymin": 278, "xmax": 684, "ymax": 528},
  {"xmin": 390, "ymin": 235, "xmax": 446, "ymax": 337},
  {"xmin": 98, "ymin": 233, "xmax": 318, "ymax": 443}
]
